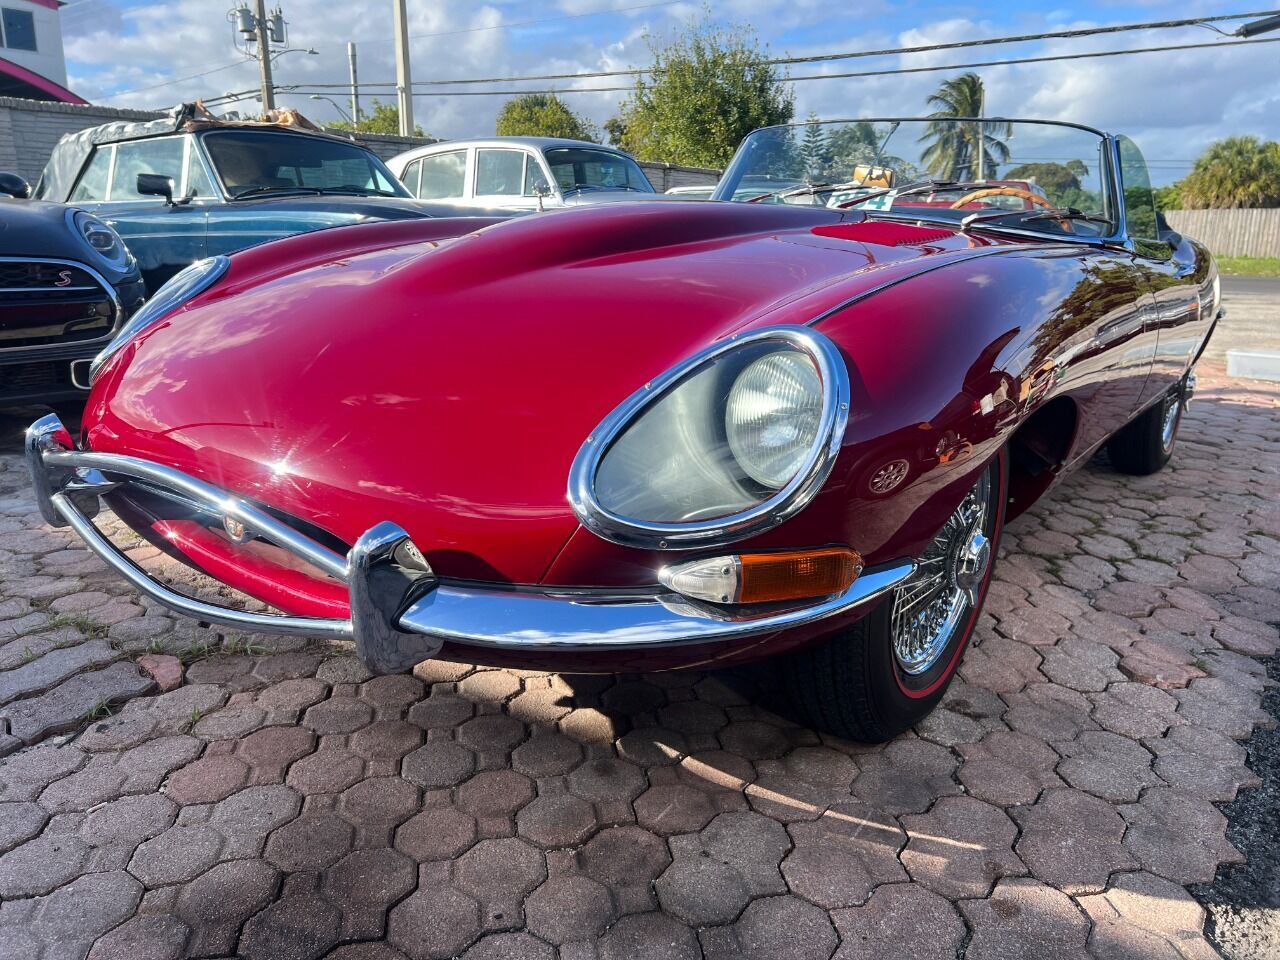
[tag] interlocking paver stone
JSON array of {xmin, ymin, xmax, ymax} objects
[
  {"xmin": 1011, "ymin": 788, "xmax": 1136, "ymax": 893},
  {"xmin": 238, "ymin": 893, "xmax": 342, "ymax": 960},
  {"xmin": 454, "ymin": 837, "xmax": 546, "ymax": 929},
  {"xmin": 164, "ymin": 754, "xmax": 250, "ymax": 804},
  {"xmin": 901, "ymin": 796, "xmax": 1026, "ymax": 898},
  {"xmin": 174, "ymin": 858, "xmax": 279, "ymax": 956},
  {"xmin": 87, "ymin": 913, "xmax": 190, "ymax": 960},
  {"xmin": 389, "ymin": 882, "xmax": 482, "ymax": 959},
  {"xmin": 523, "ymin": 873, "xmax": 615, "ymax": 944},
  {"xmin": 0, "ymin": 638, "xmax": 119, "ymax": 705},
  {"xmin": 580, "ymin": 824, "xmax": 670, "ymax": 913},
  {"xmin": 129, "ymin": 824, "xmax": 224, "ymax": 886},
  {"xmin": 324, "ymin": 847, "xmax": 418, "ymax": 939},
  {"xmin": 1120, "ymin": 787, "xmax": 1242, "ymax": 884},
  {"xmin": 960, "ymin": 877, "xmax": 1092, "ymax": 960},
  {"xmin": 0, "ymin": 660, "xmax": 153, "ymax": 744},
  {"xmin": 730, "ymin": 894, "xmax": 838, "ymax": 960},
  {"xmin": 831, "ymin": 883, "xmax": 966, "ymax": 960}
]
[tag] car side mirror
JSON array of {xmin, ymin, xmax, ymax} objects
[
  {"xmin": 0, "ymin": 172, "xmax": 31, "ymax": 199},
  {"xmin": 136, "ymin": 173, "xmax": 175, "ymax": 204},
  {"xmin": 531, "ymin": 178, "xmax": 552, "ymax": 211}
]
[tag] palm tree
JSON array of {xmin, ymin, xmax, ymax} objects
[
  {"xmin": 919, "ymin": 73, "xmax": 1011, "ymax": 180},
  {"xmin": 1178, "ymin": 135, "xmax": 1280, "ymax": 208}
]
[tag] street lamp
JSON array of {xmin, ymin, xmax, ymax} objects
[{"xmin": 310, "ymin": 95, "xmax": 356, "ymax": 139}]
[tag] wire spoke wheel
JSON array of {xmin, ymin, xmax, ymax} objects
[{"xmin": 890, "ymin": 467, "xmax": 993, "ymax": 675}]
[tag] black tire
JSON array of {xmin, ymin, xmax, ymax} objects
[
  {"xmin": 777, "ymin": 450, "xmax": 1006, "ymax": 742},
  {"xmin": 1106, "ymin": 384, "xmax": 1183, "ymax": 476}
]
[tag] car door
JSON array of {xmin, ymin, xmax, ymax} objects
[
  {"xmin": 1115, "ymin": 135, "xmax": 1213, "ymax": 408},
  {"xmin": 71, "ymin": 135, "xmax": 211, "ymax": 292},
  {"xmin": 415, "ymin": 148, "xmax": 469, "ymax": 204},
  {"xmin": 472, "ymin": 148, "xmax": 542, "ymax": 212}
]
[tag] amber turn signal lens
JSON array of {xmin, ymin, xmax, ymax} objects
[{"xmin": 737, "ymin": 547, "xmax": 862, "ymax": 604}]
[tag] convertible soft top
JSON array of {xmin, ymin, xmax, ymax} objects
[{"xmin": 36, "ymin": 101, "xmax": 344, "ymax": 202}]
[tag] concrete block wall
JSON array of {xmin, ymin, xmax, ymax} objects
[{"xmin": 0, "ymin": 97, "xmax": 165, "ymax": 182}]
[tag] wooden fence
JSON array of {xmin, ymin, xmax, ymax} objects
[{"xmin": 1165, "ymin": 208, "xmax": 1280, "ymax": 258}]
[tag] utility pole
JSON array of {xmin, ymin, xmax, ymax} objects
[
  {"xmin": 393, "ymin": 0, "xmax": 414, "ymax": 136},
  {"xmin": 348, "ymin": 42, "xmax": 360, "ymax": 132},
  {"xmin": 254, "ymin": 0, "xmax": 275, "ymax": 111}
]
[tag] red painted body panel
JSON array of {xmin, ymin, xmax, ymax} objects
[{"xmin": 82, "ymin": 200, "xmax": 1217, "ymax": 669}]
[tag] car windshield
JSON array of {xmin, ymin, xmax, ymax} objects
[
  {"xmin": 715, "ymin": 118, "xmax": 1114, "ymax": 237},
  {"xmin": 543, "ymin": 147, "xmax": 654, "ymax": 194},
  {"xmin": 203, "ymin": 130, "xmax": 410, "ymax": 199}
]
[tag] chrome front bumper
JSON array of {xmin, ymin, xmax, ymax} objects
[{"xmin": 26, "ymin": 414, "xmax": 913, "ymax": 673}]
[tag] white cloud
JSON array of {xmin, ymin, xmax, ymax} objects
[{"xmin": 62, "ymin": 5, "xmax": 1275, "ymax": 184}]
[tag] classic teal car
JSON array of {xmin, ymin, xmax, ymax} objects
[{"xmin": 34, "ymin": 105, "xmax": 502, "ymax": 292}]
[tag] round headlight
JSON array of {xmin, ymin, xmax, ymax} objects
[
  {"xmin": 569, "ymin": 326, "xmax": 850, "ymax": 548},
  {"xmin": 726, "ymin": 352, "xmax": 823, "ymax": 488},
  {"xmin": 70, "ymin": 210, "xmax": 131, "ymax": 271}
]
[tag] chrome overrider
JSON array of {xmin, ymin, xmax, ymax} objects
[{"xmin": 26, "ymin": 414, "xmax": 915, "ymax": 673}]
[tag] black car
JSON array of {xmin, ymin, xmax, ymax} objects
[
  {"xmin": 0, "ymin": 179, "xmax": 145, "ymax": 408},
  {"xmin": 34, "ymin": 104, "xmax": 506, "ymax": 292}
]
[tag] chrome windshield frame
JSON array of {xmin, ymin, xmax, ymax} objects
[{"xmin": 713, "ymin": 117, "xmax": 1136, "ymax": 250}]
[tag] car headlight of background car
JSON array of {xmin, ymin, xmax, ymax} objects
[
  {"xmin": 569, "ymin": 326, "xmax": 850, "ymax": 548},
  {"xmin": 89, "ymin": 255, "xmax": 230, "ymax": 384},
  {"xmin": 67, "ymin": 210, "xmax": 133, "ymax": 273}
]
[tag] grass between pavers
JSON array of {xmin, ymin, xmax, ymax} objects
[{"xmin": 1217, "ymin": 256, "xmax": 1280, "ymax": 277}]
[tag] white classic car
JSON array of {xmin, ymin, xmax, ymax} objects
[{"xmin": 387, "ymin": 137, "xmax": 671, "ymax": 211}]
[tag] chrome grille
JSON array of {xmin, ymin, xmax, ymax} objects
[{"xmin": 0, "ymin": 258, "xmax": 118, "ymax": 350}]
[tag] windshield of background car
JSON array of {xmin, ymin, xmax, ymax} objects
[
  {"xmin": 203, "ymin": 131, "xmax": 410, "ymax": 198},
  {"xmin": 715, "ymin": 119, "xmax": 1113, "ymax": 237},
  {"xmin": 543, "ymin": 148, "xmax": 655, "ymax": 194}
]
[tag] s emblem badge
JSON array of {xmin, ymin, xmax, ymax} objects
[{"xmin": 54, "ymin": 270, "xmax": 73, "ymax": 287}]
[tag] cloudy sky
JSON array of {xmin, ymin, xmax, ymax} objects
[{"xmin": 58, "ymin": 0, "xmax": 1277, "ymax": 185}]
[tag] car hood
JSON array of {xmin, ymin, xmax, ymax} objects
[
  {"xmin": 0, "ymin": 199, "xmax": 139, "ymax": 281},
  {"xmin": 83, "ymin": 203, "xmax": 1004, "ymax": 583}
]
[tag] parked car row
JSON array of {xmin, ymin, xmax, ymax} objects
[{"xmin": 20, "ymin": 114, "xmax": 1219, "ymax": 740}]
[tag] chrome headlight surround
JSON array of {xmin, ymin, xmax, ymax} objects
[
  {"xmin": 89, "ymin": 255, "xmax": 230, "ymax": 384},
  {"xmin": 66, "ymin": 209, "xmax": 133, "ymax": 273},
  {"xmin": 568, "ymin": 325, "xmax": 851, "ymax": 549}
]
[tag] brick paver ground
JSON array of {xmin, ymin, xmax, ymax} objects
[{"xmin": 0, "ymin": 362, "xmax": 1276, "ymax": 959}]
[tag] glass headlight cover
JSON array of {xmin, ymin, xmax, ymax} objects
[
  {"xmin": 89, "ymin": 255, "xmax": 230, "ymax": 384},
  {"xmin": 69, "ymin": 210, "xmax": 132, "ymax": 272},
  {"xmin": 568, "ymin": 326, "xmax": 850, "ymax": 548}
]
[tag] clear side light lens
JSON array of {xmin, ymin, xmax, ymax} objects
[
  {"xmin": 726, "ymin": 351, "xmax": 823, "ymax": 488},
  {"xmin": 660, "ymin": 547, "xmax": 862, "ymax": 605},
  {"xmin": 659, "ymin": 556, "xmax": 741, "ymax": 604}
]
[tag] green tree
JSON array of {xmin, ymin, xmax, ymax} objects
[
  {"xmin": 329, "ymin": 98, "xmax": 426, "ymax": 137},
  {"xmin": 610, "ymin": 19, "xmax": 794, "ymax": 168},
  {"xmin": 1178, "ymin": 135, "xmax": 1280, "ymax": 208},
  {"xmin": 918, "ymin": 73, "xmax": 1010, "ymax": 179},
  {"xmin": 495, "ymin": 93, "xmax": 599, "ymax": 141},
  {"xmin": 799, "ymin": 113, "xmax": 830, "ymax": 179}
]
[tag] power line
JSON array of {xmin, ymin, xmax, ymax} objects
[
  {"xmin": 98, "ymin": 0, "xmax": 682, "ymax": 98},
  {"xmin": 281, "ymin": 35, "xmax": 1280, "ymax": 97},
  {"xmin": 112, "ymin": 59, "xmax": 255, "ymax": 97},
  {"xmin": 355, "ymin": 8, "xmax": 1280, "ymax": 87}
]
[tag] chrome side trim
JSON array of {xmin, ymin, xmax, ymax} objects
[
  {"xmin": 397, "ymin": 561, "xmax": 913, "ymax": 652},
  {"xmin": 567, "ymin": 325, "xmax": 851, "ymax": 550}
]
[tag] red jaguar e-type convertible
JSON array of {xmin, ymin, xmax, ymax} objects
[{"xmin": 28, "ymin": 118, "xmax": 1218, "ymax": 740}]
